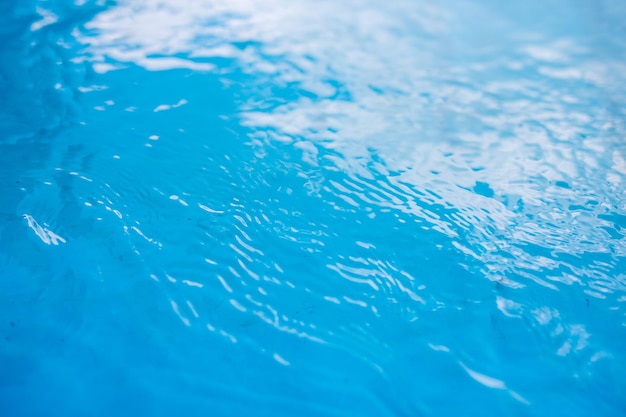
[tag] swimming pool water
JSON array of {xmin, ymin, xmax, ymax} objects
[{"xmin": 1, "ymin": 0, "xmax": 626, "ymax": 416}]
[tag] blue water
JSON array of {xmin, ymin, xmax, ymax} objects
[{"xmin": 2, "ymin": 0, "xmax": 626, "ymax": 416}]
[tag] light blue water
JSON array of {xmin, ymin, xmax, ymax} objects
[{"xmin": 1, "ymin": 0, "xmax": 626, "ymax": 416}]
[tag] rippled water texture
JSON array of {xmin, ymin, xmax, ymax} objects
[{"xmin": 2, "ymin": 0, "xmax": 626, "ymax": 415}]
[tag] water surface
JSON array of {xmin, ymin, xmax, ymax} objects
[{"xmin": 1, "ymin": 1, "xmax": 626, "ymax": 416}]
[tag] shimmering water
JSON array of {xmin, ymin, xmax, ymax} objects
[{"xmin": 1, "ymin": 0, "xmax": 626, "ymax": 416}]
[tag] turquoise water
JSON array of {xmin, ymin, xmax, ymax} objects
[{"xmin": 1, "ymin": 0, "xmax": 626, "ymax": 415}]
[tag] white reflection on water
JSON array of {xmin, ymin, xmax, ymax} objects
[{"xmin": 77, "ymin": 0, "xmax": 626, "ymax": 296}]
